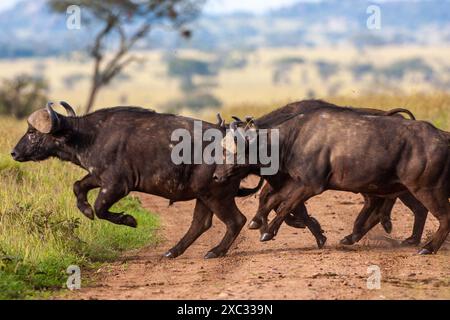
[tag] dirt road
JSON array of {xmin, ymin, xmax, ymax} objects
[{"xmin": 72, "ymin": 181, "xmax": 449, "ymax": 300}]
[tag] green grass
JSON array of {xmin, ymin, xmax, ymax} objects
[{"xmin": 0, "ymin": 118, "xmax": 159, "ymax": 299}]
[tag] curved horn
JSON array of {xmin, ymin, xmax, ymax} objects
[
  {"xmin": 216, "ymin": 113, "xmax": 226, "ymax": 128},
  {"xmin": 60, "ymin": 101, "xmax": 76, "ymax": 117},
  {"xmin": 230, "ymin": 121, "xmax": 238, "ymax": 132},
  {"xmin": 46, "ymin": 102, "xmax": 60, "ymax": 133},
  {"xmin": 232, "ymin": 116, "xmax": 243, "ymax": 123},
  {"xmin": 216, "ymin": 113, "xmax": 223, "ymax": 126},
  {"xmin": 245, "ymin": 116, "xmax": 254, "ymax": 123},
  {"xmin": 230, "ymin": 121, "xmax": 247, "ymax": 142}
]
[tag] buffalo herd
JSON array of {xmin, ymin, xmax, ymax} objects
[{"xmin": 11, "ymin": 99, "xmax": 450, "ymax": 257}]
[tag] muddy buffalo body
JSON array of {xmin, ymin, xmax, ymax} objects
[
  {"xmin": 213, "ymin": 100, "xmax": 450, "ymax": 254},
  {"xmin": 245, "ymin": 100, "xmax": 428, "ymax": 247},
  {"xmin": 11, "ymin": 103, "xmax": 265, "ymax": 259}
]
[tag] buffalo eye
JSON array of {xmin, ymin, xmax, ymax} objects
[{"xmin": 27, "ymin": 129, "xmax": 38, "ymax": 142}]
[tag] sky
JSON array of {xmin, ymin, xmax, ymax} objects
[
  {"xmin": 204, "ymin": 0, "xmax": 300, "ymax": 14},
  {"xmin": 0, "ymin": 0, "xmax": 302, "ymax": 13},
  {"xmin": 0, "ymin": 0, "xmax": 404, "ymax": 14},
  {"xmin": 0, "ymin": 0, "xmax": 16, "ymax": 11}
]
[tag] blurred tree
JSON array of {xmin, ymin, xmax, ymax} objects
[
  {"xmin": 48, "ymin": 0, "xmax": 206, "ymax": 113},
  {"xmin": 0, "ymin": 75, "xmax": 49, "ymax": 119},
  {"xmin": 315, "ymin": 60, "xmax": 339, "ymax": 81},
  {"xmin": 162, "ymin": 93, "xmax": 222, "ymax": 113},
  {"xmin": 380, "ymin": 58, "xmax": 434, "ymax": 81},
  {"xmin": 167, "ymin": 57, "xmax": 215, "ymax": 92}
]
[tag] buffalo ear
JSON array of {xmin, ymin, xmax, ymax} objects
[
  {"xmin": 27, "ymin": 109, "xmax": 54, "ymax": 134},
  {"xmin": 27, "ymin": 102, "xmax": 61, "ymax": 134}
]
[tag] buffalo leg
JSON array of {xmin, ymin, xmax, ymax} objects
[
  {"xmin": 73, "ymin": 174, "xmax": 99, "ymax": 220},
  {"xmin": 409, "ymin": 189, "xmax": 449, "ymax": 254},
  {"xmin": 251, "ymin": 183, "xmax": 308, "ymax": 235},
  {"xmin": 342, "ymin": 193, "xmax": 429, "ymax": 247},
  {"xmin": 341, "ymin": 195, "xmax": 384, "ymax": 245},
  {"xmin": 203, "ymin": 198, "xmax": 247, "ymax": 259},
  {"xmin": 249, "ymin": 183, "xmax": 278, "ymax": 230},
  {"xmin": 290, "ymin": 204, "xmax": 327, "ymax": 248},
  {"xmin": 93, "ymin": 186, "xmax": 137, "ymax": 227},
  {"xmin": 378, "ymin": 198, "xmax": 396, "ymax": 234},
  {"xmin": 398, "ymin": 193, "xmax": 428, "ymax": 246},
  {"xmin": 250, "ymin": 182, "xmax": 325, "ymax": 247},
  {"xmin": 350, "ymin": 197, "xmax": 396, "ymax": 240},
  {"xmin": 263, "ymin": 184, "xmax": 316, "ymax": 241},
  {"xmin": 164, "ymin": 200, "xmax": 213, "ymax": 259},
  {"xmin": 284, "ymin": 212, "xmax": 307, "ymax": 229}
]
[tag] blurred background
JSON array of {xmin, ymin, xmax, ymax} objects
[{"xmin": 0, "ymin": 0, "xmax": 449, "ymax": 124}]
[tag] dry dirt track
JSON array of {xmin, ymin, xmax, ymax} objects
[{"xmin": 71, "ymin": 180, "xmax": 450, "ymax": 300}]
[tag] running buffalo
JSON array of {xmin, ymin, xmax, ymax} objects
[
  {"xmin": 11, "ymin": 102, "xmax": 263, "ymax": 259},
  {"xmin": 213, "ymin": 100, "xmax": 450, "ymax": 254},
  {"xmin": 231, "ymin": 100, "xmax": 428, "ymax": 247}
]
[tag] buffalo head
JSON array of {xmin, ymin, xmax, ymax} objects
[
  {"xmin": 11, "ymin": 101, "xmax": 77, "ymax": 162},
  {"xmin": 213, "ymin": 116, "xmax": 258, "ymax": 183}
]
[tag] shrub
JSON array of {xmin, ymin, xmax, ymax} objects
[{"xmin": 0, "ymin": 75, "xmax": 49, "ymax": 119}]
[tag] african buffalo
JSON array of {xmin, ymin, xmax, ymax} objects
[
  {"xmin": 11, "ymin": 102, "xmax": 264, "ymax": 259},
  {"xmin": 214, "ymin": 100, "xmax": 450, "ymax": 254},
  {"xmin": 235, "ymin": 100, "xmax": 428, "ymax": 246}
]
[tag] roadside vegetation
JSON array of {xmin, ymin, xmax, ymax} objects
[{"xmin": 0, "ymin": 117, "xmax": 159, "ymax": 299}]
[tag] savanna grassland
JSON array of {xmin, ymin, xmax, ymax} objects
[
  {"xmin": 0, "ymin": 118, "xmax": 160, "ymax": 299},
  {"xmin": 0, "ymin": 46, "xmax": 449, "ymax": 299},
  {"xmin": 1, "ymin": 46, "xmax": 450, "ymax": 113}
]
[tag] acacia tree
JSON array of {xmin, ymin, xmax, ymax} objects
[{"xmin": 49, "ymin": 0, "xmax": 205, "ymax": 113}]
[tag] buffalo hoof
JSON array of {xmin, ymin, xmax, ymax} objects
[
  {"xmin": 401, "ymin": 237, "xmax": 420, "ymax": 246},
  {"xmin": 260, "ymin": 233, "xmax": 274, "ymax": 242},
  {"xmin": 164, "ymin": 251, "xmax": 178, "ymax": 259},
  {"xmin": 418, "ymin": 248, "xmax": 433, "ymax": 255},
  {"xmin": 381, "ymin": 220, "xmax": 393, "ymax": 234},
  {"xmin": 82, "ymin": 208, "xmax": 95, "ymax": 220},
  {"xmin": 204, "ymin": 251, "xmax": 223, "ymax": 259},
  {"xmin": 122, "ymin": 215, "xmax": 138, "ymax": 228},
  {"xmin": 340, "ymin": 235, "xmax": 354, "ymax": 246},
  {"xmin": 316, "ymin": 235, "xmax": 327, "ymax": 249},
  {"xmin": 248, "ymin": 220, "xmax": 262, "ymax": 230}
]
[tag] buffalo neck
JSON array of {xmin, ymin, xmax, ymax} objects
[{"xmin": 54, "ymin": 116, "xmax": 99, "ymax": 169}]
